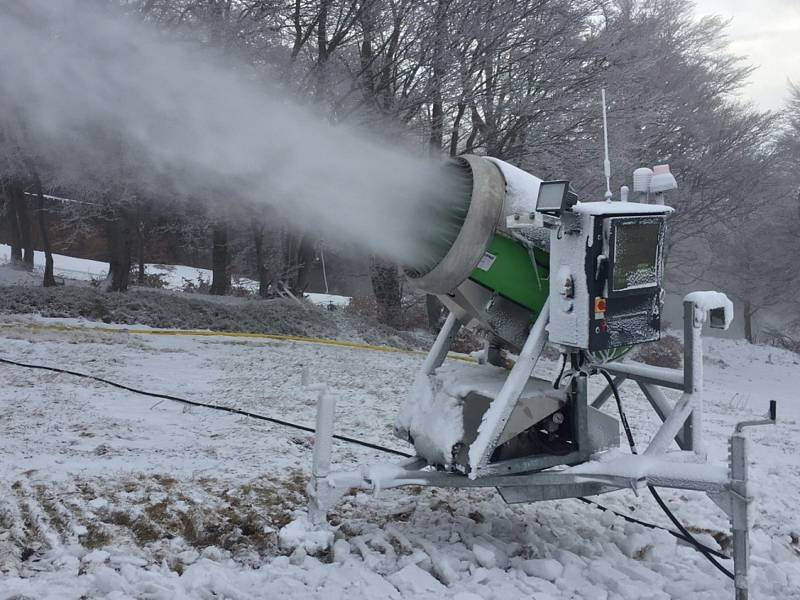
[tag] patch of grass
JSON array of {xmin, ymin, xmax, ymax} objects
[
  {"xmin": 80, "ymin": 523, "xmax": 112, "ymax": 549},
  {"xmin": 131, "ymin": 519, "xmax": 161, "ymax": 544},
  {"xmin": 634, "ymin": 544, "xmax": 654, "ymax": 560},
  {"xmin": 468, "ymin": 511, "xmax": 485, "ymax": 524},
  {"xmin": 630, "ymin": 334, "xmax": 683, "ymax": 369},
  {"xmin": 20, "ymin": 547, "xmax": 36, "ymax": 561},
  {"xmin": 36, "ymin": 489, "xmax": 68, "ymax": 534},
  {"xmin": 69, "ymin": 473, "xmax": 311, "ymax": 561},
  {"xmin": 152, "ymin": 474, "xmax": 178, "ymax": 489},
  {"xmin": 171, "ymin": 559, "xmax": 186, "ymax": 575},
  {"xmin": 106, "ymin": 510, "xmax": 133, "ymax": 527},
  {"xmin": 145, "ymin": 500, "xmax": 170, "ymax": 521}
]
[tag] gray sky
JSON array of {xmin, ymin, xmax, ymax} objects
[{"xmin": 694, "ymin": 0, "xmax": 800, "ymax": 111}]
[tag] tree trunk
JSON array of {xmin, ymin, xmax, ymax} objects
[
  {"xmin": 744, "ymin": 301, "xmax": 755, "ymax": 344},
  {"xmin": 283, "ymin": 232, "xmax": 300, "ymax": 290},
  {"xmin": 294, "ymin": 235, "xmax": 316, "ymax": 294},
  {"xmin": 425, "ymin": 294, "xmax": 443, "ymax": 332},
  {"xmin": 428, "ymin": 0, "xmax": 449, "ymax": 157},
  {"xmin": 31, "ymin": 171, "xmax": 56, "ymax": 287},
  {"xmin": 210, "ymin": 221, "xmax": 230, "ymax": 295},
  {"xmin": 449, "ymin": 103, "xmax": 466, "ymax": 157},
  {"xmin": 105, "ymin": 216, "xmax": 132, "ymax": 292},
  {"xmin": 5, "ymin": 180, "xmax": 24, "ymax": 267},
  {"xmin": 137, "ymin": 223, "xmax": 146, "ymax": 285},
  {"xmin": 9, "ymin": 182, "xmax": 34, "ymax": 271},
  {"xmin": 252, "ymin": 224, "xmax": 271, "ymax": 298},
  {"xmin": 371, "ymin": 257, "xmax": 402, "ymax": 328}
]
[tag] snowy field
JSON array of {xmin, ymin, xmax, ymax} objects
[{"xmin": 1, "ymin": 314, "xmax": 799, "ymax": 599}]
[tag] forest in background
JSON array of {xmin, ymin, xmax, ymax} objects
[{"xmin": 0, "ymin": 0, "xmax": 798, "ymax": 342}]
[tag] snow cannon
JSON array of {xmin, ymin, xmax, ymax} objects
[
  {"xmin": 309, "ymin": 115, "xmax": 776, "ymax": 600},
  {"xmin": 403, "ymin": 155, "xmax": 550, "ymax": 354},
  {"xmin": 394, "ymin": 157, "xmax": 677, "ymax": 475}
]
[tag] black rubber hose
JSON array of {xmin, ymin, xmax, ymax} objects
[{"xmin": 598, "ymin": 368, "xmax": 734, "ymax": 580}]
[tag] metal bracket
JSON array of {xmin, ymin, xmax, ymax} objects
[
  {"xmin": 735, "ymin": 400, "xmax": 777, "ymax": 433},
  {"xmin": 728, "ymin": 401, "xmax": 777, "ymax": 600}
]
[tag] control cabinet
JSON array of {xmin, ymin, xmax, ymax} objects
[{"xmin": 547, "ymin": 203, "xmax": 670, "ymax": 351}]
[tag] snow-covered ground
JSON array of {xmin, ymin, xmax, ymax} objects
[{"xmin": 0, "ymin": 315, "xmax": 799, "ymax": 599}]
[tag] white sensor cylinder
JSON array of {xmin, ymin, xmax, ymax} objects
[
  {"xmin": 620, "ymin": 185, "xmax": 629, "ymax": 202},
  {"xmin": 633, "ymin": 167, "xmax": 653, "ymax": 193}
]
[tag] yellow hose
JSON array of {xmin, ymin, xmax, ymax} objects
[{"xmin": 1, "ymin": 322, "xmax": 475, "ymax": 361}]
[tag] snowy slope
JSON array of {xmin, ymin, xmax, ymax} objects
[{"xmin": 0, "ymin": 316, "xmax": 798, "ymax": 599}]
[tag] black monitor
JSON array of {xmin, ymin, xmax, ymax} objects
[{"xmin": 609, "ymin": 218, "xmax": 663, "ymax": 295}]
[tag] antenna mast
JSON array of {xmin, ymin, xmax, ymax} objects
[{"xmin": 601, "ymin": 88, "xmax": 612, "ymax": 201}]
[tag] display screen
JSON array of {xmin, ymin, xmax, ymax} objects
[
  {"xmin": 536, "ymin": 181, "xmax": 568, "ymax": 212},
  {"xmin": 612, "ymin": 221, "xmax": 661, "ymax": 292}
]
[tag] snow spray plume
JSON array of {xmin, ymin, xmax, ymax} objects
[{"xmin": 0, "ymin": 1, "xmax": 463, "ymax": 269}]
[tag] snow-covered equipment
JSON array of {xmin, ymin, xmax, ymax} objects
[
  {"xmin": 309, "ymin": 130, "xmax": 775, "ymax": 600},
  {"xmin": 393, "ymin": 161, "xmax": 676, "ymax": 476}
]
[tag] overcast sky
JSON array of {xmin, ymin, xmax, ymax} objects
[{"xmin": 694, "ymin": 0, "xmax": 800, "ymax": 111}]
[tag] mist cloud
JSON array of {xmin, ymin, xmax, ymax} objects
[{"xmin": 0, "ymin": 0, "xmax": 458, "ymax": 268}]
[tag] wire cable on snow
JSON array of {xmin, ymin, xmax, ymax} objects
[
  {"xmin": 599, "ymin": 368, "xmax": 735, "ymax": 580},
  {"xmin": 0, "ymin": 356, "xmax": 410, "ymax": 457},
  {"xmin": 0, "ymin": 355, "xmax": 731, "ymax": 563}
]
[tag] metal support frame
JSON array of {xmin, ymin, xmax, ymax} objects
[
  {"xmin": 637, "ymin": 381, "xmax": 692, "ymax": 450},
  {"xmin": 726, "ymin": 401, "xmax": 776, "ymax": 600},
  {"xmin": 422, "ymin": 312, "xmax": 462, "ymax": 376},
  {"xmin": 308, "ymin": 294, "xmax": 776, "ymax": 599},
  {"xmin": 467, "ymin": 298, "xmax": 551, "ymax": 477},
  {"xmin": 601, "ymin": 299, "xmax": 708, "ymax": 459},
  {"xmin": 572, "ymin": 363, "xmax": 590, "ymax": 463}
]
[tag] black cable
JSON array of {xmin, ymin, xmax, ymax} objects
[
  {"xmin": 553, "ymin": 353, "xmax": 567, "ymax": 389},
  {"xmin": 598, "ymin": 369, "xmax": 734, "ymax": 580},
  {"xmin": 574, "ymin": 497, "xmax": 729, "ymax": 560},
  {"xmin": 0, "ymin": 354, "xmax": 731, "ymax": 563},
  {"xmin": 599, "ymin": 369, "xmax": 638, "ymax": 454},
  {"xmin": 0, "ymin": 356, "xmax": 412, "ymax": 458}
]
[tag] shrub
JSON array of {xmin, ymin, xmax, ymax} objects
[
  {"xmin": 181, "ymin": 275, "xmax": 211, "ymax": 294},
  {"xmin": 760, "ymin": 328, "xmax": 800, "ymax": 355},
  {"xmin": 136, "ymin": 272, "xmax": 169, "ymax": 289},
  {"xmin": 345, "ymin": 292, "xmax": 378, "ymax": 320},
  {"xmin": 630, "ymin": 334, "xmax": 683, "ymax": 369}
]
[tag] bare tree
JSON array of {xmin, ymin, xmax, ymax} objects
[{"xmin": 29, "ymin": 169, "xmax": 56, "ymax": 287}]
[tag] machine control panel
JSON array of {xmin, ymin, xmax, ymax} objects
[
  {"xmin": 586, "ymin": 214, "xmax": 666, "ymax": 350},
  {"xmin": 544, "ymin": 196, "xmax": 671, "ymax": 352}
]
